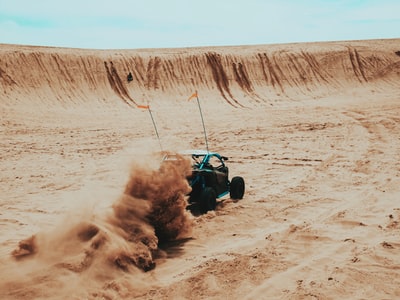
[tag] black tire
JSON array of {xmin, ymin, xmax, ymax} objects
[
  {"xmin": 200, "ymin": 187, "xmax": 216, "ymax": 213},
  {"xmin": 230, "ymin": 176, "xmax": 245, "ymax": 199}
]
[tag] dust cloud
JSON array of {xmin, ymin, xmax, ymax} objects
[{"xmin": 0, "ymin": 153, "xmax": 193, "ymax": 299}]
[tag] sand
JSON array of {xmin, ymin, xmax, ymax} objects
[{"xmin": 1, "ymin": 39, "xmax": 400, "ymax": 299}]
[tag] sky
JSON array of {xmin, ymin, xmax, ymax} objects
[{"xmin": 0, "ymin": 0, "xmax": 399, "ymax": 49}]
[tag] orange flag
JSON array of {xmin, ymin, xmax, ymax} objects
[
  {"xmin": 137, "ymin": 104, "xmax": 149, "ymax": 109},
  {"xmin": 188, "ymin": 91, "xmax": 198, "ymax": 101}
]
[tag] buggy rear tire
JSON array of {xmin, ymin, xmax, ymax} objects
[
  {"xmin": 230, "ymin": 176, "xmax": 245, "ymax": 199},
  {"xmin": 200, "ymin": 187, "xmax": 216, "ymax": 213}
]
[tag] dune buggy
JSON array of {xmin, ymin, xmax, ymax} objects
[{"xmin": 177, "ymin": 150, "xmax": 245, "ymax": 213}]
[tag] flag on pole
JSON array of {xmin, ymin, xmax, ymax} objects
[
  {"xmin": 188, "ymin": 91, "xmax": 198, "ymax": 101},
  {"xmin": 137, "ymin": 104, "xmax": 150, "ymax": 109}
]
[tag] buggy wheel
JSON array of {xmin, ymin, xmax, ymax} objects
[
  {"xmin": 230, "ymin": 176, "xmax": 245, "ymax": 199},
  {"xmin": 200, "ymin": 187, "xmax": 216, "ymax": 213}
]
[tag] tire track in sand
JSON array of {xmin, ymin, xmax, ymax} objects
[{"xmin": 104, "ymin": 61, "xmax": 137, "ymax": 107}]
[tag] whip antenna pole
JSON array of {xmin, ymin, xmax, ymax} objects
[
  {"xmin": 195, "ymin": 91, "xmax": 209, "ymax": 153},
  {"xmin": 137, "ymin": 105, "xmax": 163, "ymax": 152},
  {"xmin": 148, "ymin": 107, "xmax": 163, "ymax": 152}
]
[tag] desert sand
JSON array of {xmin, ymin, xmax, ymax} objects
[{"xmin": 1, "ymin": 38, "xmax": 400, "ymax": 299}]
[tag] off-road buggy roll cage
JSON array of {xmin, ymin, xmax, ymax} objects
[{"xmin": 165, "ymin": 150, "xmax": 245, "ymax": 213}]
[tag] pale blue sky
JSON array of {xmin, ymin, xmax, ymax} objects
[{"xmin": 0, "ymin": 0, "xmax": 399, "ymax": 49}]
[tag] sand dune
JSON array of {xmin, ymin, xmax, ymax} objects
[
  {"xmin": 1, "ymin": 39, "xmax": 399, "ymax": 109},
  {"xmin": 1, "ymin": 39, "xmax": 400, "ymax": 299}
]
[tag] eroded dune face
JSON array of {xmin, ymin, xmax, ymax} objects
[
  {"xmin": 1, "ymin": 39, "xmax": 400, "ymax": 299},
  {"xmin": 0, "ymin": 39, "xmax": 399, "ymax": 109}
]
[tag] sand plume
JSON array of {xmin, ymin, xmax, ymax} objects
[
  {"xmin": 10, "ymin": 153, "xmax": 193, "ymax": 269},
  {"xmin": 123, "ymin": 154, "xmax": 193, "ymax": 243},
  {"xmin": 2, "ymin": 154, "xmax": 193, "ymax": 298}
]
